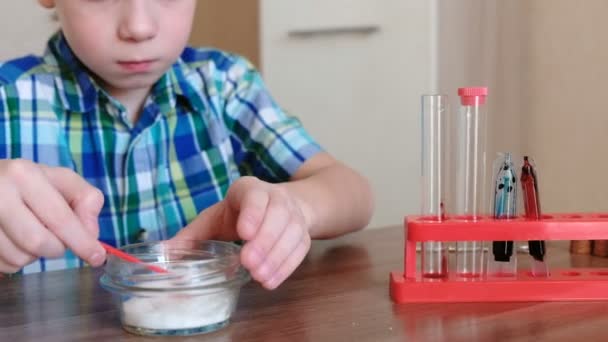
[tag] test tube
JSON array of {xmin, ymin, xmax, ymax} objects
[
  {"xmin": 487, "ymin": 152, "xmax": 518, "ymax": 278},
  {"xmin": 420, "ymin": 94, "xmax": 449, "ymax": 278},
  {"xmin": 521, "ymin": 156, "xmax": 548, "ymax": 277},
  {"xmin": 453, "ymin": 87, "xmax": 488, "ymax": 278}
]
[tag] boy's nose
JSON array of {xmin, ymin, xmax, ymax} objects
[{"xmin": 118, "ymin": 0, "xmax": 158, "ymax": 42}]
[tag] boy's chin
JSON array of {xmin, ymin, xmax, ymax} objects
[{"xmin": 101, "ymin": 75, "xmax": 162, "ymax": 93}]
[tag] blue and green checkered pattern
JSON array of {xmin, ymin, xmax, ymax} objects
[{"xmin": 0, "ymin": 32, "xmax": 321, "ymax": 274}]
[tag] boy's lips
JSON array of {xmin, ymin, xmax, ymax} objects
[{"xmin": 117, "ymin": 60, "xmax": 157, "ymax": 72}]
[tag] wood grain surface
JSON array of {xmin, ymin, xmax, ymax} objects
[{"xmin": 2, "ymin": 226, "xmax": 608, "ymax": 341}]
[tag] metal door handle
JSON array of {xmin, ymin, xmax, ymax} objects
[{"xmin": 287, "ymin": 25, "xmax": 380, "ymax": 38}]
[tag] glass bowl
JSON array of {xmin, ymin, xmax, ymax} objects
[{"xmin": 100, "ymin": 240, "xmax": 250, "ymax": 336}]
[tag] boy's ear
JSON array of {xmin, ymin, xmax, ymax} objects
[{"xmin": 38, "ymin": 0, "xmax": 56, "ymax": 9}]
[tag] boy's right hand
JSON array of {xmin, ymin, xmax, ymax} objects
[{"xmin": 0, "ymin": 159, "xmax": 106, "ymax": 274}]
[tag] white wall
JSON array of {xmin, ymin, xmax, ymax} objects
[
  {"xmin": 439, "ymin": 0, "xmax": 608, "ymax": 214},
  {"xmin": 0, "ymin": 2, "xmax": 56, "ymax": 60},
  {"xmin": 519, "ymin": 0, "xmax": 608, "ymax": 212}
]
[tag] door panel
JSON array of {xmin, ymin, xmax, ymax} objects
[
  {"xmin": 261, "ymin": 0, "xmax": 434, "ymax": 227},
  {"xmin": 190, "ymin": 0, "xmax": 260, "ymax": 68}
]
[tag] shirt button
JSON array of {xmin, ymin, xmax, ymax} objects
[{"xmin": 136, "ymin": 228, "xmax": 148, "ymax": 242}]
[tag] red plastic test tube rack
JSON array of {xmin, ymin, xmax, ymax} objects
[{"xmin": 390, "ymin": 213, "xmax": 608, "ymax": 303}]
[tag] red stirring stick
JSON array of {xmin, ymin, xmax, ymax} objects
[{"xmin": 100, "ymin": 242, "xmax": 169, "ymax": 274}]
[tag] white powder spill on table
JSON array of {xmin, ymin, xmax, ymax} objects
[{"xmin": 121, "ymin": 279, "xmax": 236, "ymax": 330}]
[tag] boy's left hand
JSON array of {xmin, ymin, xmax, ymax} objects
[{"xmin": 172, "ymin": 176, "xmax": 312, "ymax": 290}]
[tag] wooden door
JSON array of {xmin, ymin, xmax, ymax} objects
[{"xmin": 189, "ymin": 0, "xmax": 260, "ymax": 68}]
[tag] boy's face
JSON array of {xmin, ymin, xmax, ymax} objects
[{"xmin": 39, "ymin": 0, "xmax": 196, "ymax": 95}]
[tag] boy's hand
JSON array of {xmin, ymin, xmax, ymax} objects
[
  {"xmin": 0, "ymin": 160, "xmax": 106, "ymax": 274},
  {"xmin": 173, "ymin": 176, "xmax": 312, "ymax": 290}
]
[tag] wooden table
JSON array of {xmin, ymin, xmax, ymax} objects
[{"xmin": 2, "ymin": 226, "xmax": 608, "ymax": 341}]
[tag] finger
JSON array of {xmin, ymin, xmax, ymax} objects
[
  {"xmin": 41, "ymin": 166, "xmax": 105, "ymax": 236},
  {"xmin": 172, "ymin": 202, "xmax": 232, "ymax": 241},
  {"xmin": 226, "ymin": 177, "xmax": 270, "ymax": 240},
  {"xmin": 16, "ymin": 166, "xmax": 105, "ymax": 266},
  {"xmin": 0, "ymin": 258, "xmax": 20, "ymax": 274},
  {"xmin": 248, "ymin": 221, "xmax": 304, "ymax": 284},
  {"xmin": 240, "ymin": 191, "xmax": 289, "ymax": 271},
  {"xmin": 263, "ymin": 234, "xmax": 311, "ymax": 290},
  {"xmin": 0, "ymin": 228, "xmax": 36, "ymax": 270},
  {"xmin": 0, "ymin": 182, "xmax": 65, "ymax": 258}
]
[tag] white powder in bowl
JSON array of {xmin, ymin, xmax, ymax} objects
[{"xmin": 121, "ymin": 281, "xmax": 237, "ymax": 330}]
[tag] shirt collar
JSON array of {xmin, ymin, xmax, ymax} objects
[
  {"xmin": 44, "ymin": 31, "xmax": 205, "ymax": 115},
  {"xmin": 150, "ymin": 57, "xmax": 207, "ymax": 115}
]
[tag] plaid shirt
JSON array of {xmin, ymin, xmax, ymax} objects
[{"xmin": 0, "ymin": 32, "xmax": 321, "ymax": 274}]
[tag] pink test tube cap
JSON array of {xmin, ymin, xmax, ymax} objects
[{"xmin": 458, "ymin": 87, "xmax": 488, "ymax": 106}]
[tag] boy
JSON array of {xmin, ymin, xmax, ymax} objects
[{"xmin": 0, "ymin": 0, "xmax": 373, "ymax": 289}]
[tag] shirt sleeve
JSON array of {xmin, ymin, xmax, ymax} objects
[
  {"xmin": 0, "ymin": 87, "xmax": 9, "ymax": 159},
  {"xmin": 221, "ymin": 56, "xmax": 323, "ymax": 183}
]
